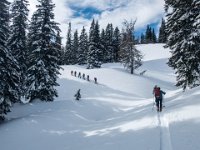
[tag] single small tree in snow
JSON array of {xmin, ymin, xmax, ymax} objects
[{"xmin": 119, "ymin": 20, "xmax": 143, "ymax": 74}]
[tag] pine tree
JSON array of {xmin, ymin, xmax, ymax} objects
[
  {"xmin": 113, "ymin": 27, "xmax": 120, "ymax": 62},
  {"xmin": 0, "ymin": 0, "xmax": 20, "ymax": 119},
  {"xmin": 55, "ymin": 31, "xmax": 63, "ymax": 65},
  {"xmin": 73, "ymin": 30, "xmax": 79, "ymax": 64},
  {"xmin": 87, "ymin": 20, "xmax": 102, "ymax": 68},
  {"xmin": 26, "ymin": 0, "xmax": 61, "ymax": 101},
  {"xmin": 64, "ymin": 22, "xmax": 74, "ymax": 65},
  {"xmin": 100, "ymin": 28, "xmax": 106, "ymax": 63},
  {"xmin": 145, "ymin": 25, "xmax": 152, "ymax": 43},
  {"xmin": 119, "ymin": 20, "xmax": 143, "ymax": 74},
  {"xmin": 8, "ymin": 0, "xmax": 29, "ymax": 101},
  {"xmin": 158, "ymin": 18, "xmax": 167, "ymax": 43},
  {"xmin": 105, "ymin": 23, "xmax": 114, "ymax": 62},
  {"xmin": 78, "ymin": 26, "xmax": 88, "ymax": 65},
  {"xmin": 152, "ymin": 28, "xmax": 157, "ymax": 43},
  {"xmin": 165, "ymin": 0, "xmax": 200, "ymax": 90},
  {"xmin": 140, "ymin": 33, "xmax": 145, "ymax": 44}
]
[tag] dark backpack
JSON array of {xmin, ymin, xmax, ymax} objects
[{"xmin": 154, "ymin": 87, "xmax": 160, "ymax": 98}]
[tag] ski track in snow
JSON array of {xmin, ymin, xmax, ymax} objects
[{"xmin": 157, "ymin": 112, "xmax": 173, "ymax": 150}]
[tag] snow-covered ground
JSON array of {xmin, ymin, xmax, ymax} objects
[{"xmin": 1, "ymin": 44, "xmax": 200, "ymax": 150}]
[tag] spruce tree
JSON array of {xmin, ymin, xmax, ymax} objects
[
  {"xmin": 73, "ymin": 30, "xmax": 79, "ymax": 64},
  {"xmin": 26, "ymin": 0, "xmax": 61, "ymax": 101},
  {"xmin": 165, "ymin": 0, "xmax": 200, "ymax": 89},
  {"xmin": 105, "ymin": 23, "xmax": 114, "ymax": 62},
  {"xmin": 78, "ymin": 26, "xmax": 88, "ymax": 65},
  {"xmin": 0, "ymin": 0, "xmax": 19, "ymax": 119},
  {"xmin": 8, "ymin": 0, "xmax": 29, "ymax": 101},
  {"xmin": 113, "ymin": 27, "xmax": 120, "ymax": 62},
  {"xmin": 158, "ymin": 18, "xmax": 167, "ymax": 43},
  {"xmin": 64, "ymin": 22, "xmax": 74, "ymax": 65},
  {"xmin": 140, "ymin": 33, "xmax": 145, "ymax": 44},
  {"xmin": 87, "ymin": 20, "xmax": 102, "ymax": 68},
  {"xmin": 119, "ymin": 20, "xmax": 143, "ymax": 74},
  {"xmin": 55, "ymin": 31, "xmax": 63, "ymax": 65},
  {"xmin": 145, "ymin": 25, "xmax": 152, "ymax": 43},
  {"xmin": 152, "ymin": 29, "xmax": 157, "ymax": 43},
  {"xmin": 100, "ymin": 28, "xmax": 106, "ymax": 63}
]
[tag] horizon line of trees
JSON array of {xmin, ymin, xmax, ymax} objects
[
  {"xmin": 62, "ymin": 19, "xmax": 142, "ymax": 71},
  {"xmin": 60, "ymin": 18, "xmax": 167, "ymax": 67},
  {"xmin": 138, "ymin": 19, "xmax": 167, "ymax": 44}
]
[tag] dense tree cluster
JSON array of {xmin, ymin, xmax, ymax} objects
[
  {"xmin": 61, "ymin": 19, "xmax": 143, "ymax": 71},
  {"xmin": 139, "ymin": 19, "xmax": 167, "ymax": 44},
  {"xmin": 0, "ymin": 0, "xmax": 61, "ymax": 119},
  {"xmin": 140, "ymin": 25, "xmax": 157, "ymax": 44},
  {"xmin": 61, "ymin": 20, "xmax": 122, "ymax": 68}
]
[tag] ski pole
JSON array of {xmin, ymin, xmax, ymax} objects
[{"xmin": 152, "ymin": 96, "xmax": 155, "ymax": 111}]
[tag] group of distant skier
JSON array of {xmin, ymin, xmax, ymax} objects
[
  {"xmin": 72, "ymin": 70, "xmax": 165, "ymax": 111},
  {"xmin": 71, "ymin": 70, "xmax": 97, "ymax": 84},
  {"xmin": 152, "ymin": 85, "xmax": 166, "ymax": 112},
  {"xmin": 71, "ymin": 70, "xmax": 98, "ymax": 100}
]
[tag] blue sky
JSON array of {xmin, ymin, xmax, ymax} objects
[
  {"xmin": 66, "ymin": 0, "xmax": 165, "ymax": 39},
  {"xmin": 9, "ymin": 0, "xmax": 165, "ymax": 42},
  {"xmin": 69, "ymin": 5, "xmax": 102, "ymax": 19}
]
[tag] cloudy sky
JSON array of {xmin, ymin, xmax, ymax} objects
[{"xmin": 9, "ymin": 0, "xmax": 165, "ymax": 43}]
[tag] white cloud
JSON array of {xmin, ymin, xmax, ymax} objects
[{"xmin": 8, "ymin": 0, "xmax": 165, "ymax": 44}]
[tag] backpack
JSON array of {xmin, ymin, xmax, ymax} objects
[{"xmin": 154, "ymin": 87, "xmax": 160, "ymax": 98}]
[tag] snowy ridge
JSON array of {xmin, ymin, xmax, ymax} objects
[{"xmin": 0, "ymin": 44, "xmax": 200, "ymax": 150}]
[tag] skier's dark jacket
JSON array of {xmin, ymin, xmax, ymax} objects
[{"xmin": 158, "ymin": 90, "xmax": 166, "ymax": 100}]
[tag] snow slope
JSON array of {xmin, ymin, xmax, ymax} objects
[{"xmin": 0, "ymin": 44, "xmax": 200, "ymax": 150}]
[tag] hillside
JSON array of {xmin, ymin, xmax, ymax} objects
[{"xmin": 0, "ymin": 44, "xmax": 200, "ymax": 150}]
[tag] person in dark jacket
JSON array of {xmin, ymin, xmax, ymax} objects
[
  {"xmin": 78, "ymin": 72, "xmax": 81, "ymax": 78},
  {"xmin": 155, "ymin": 87, "xmax": 166, "ymax": 112},
  {"xmin": 74, "ymin": 89, "xmax": 81, "ymax": 100},
  {"xmin": 94, "ymin": 77, "xmax": 97, "ymax": 84},
  {"xmin": 87, "ymin": 75, "xmax": 90, "ymax": 81}
]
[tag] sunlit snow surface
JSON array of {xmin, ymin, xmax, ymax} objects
[{"xmin": 0, "ymin": 44, "xmax": 200, "ymax": 150}]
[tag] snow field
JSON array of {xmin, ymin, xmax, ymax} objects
[{"xmin": 0, "ymin": 44, "xmax": 200, "ymax": 150}]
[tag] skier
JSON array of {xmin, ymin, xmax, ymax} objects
[
  {"xmin": 78, "ymin": 72, "xmax": 81, "ymax": 78},
  {"xmin": 87, "ymin": 75, "xmax": 90, "ymax": 81},
  {"xmin": 94, "ymin": 77, "xmax": 97, "ymax": 84},
  {"xmin": 74, "ymin": 71, "xmax": 77, "ymax": 77},
  {"xmin": 82, "ymin": 73, "xmax": 85, "ymax": 80},
  {"xmin": 71, "ymin": 70, "xmax": 73, "ymax": 76},
  {"xmin": 153, "ymin": 86, "xmax": 166, "ymax": 112},
  {"xmin": 74, "ymin": 89, "xmax": 81, "ymax": 100}
]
